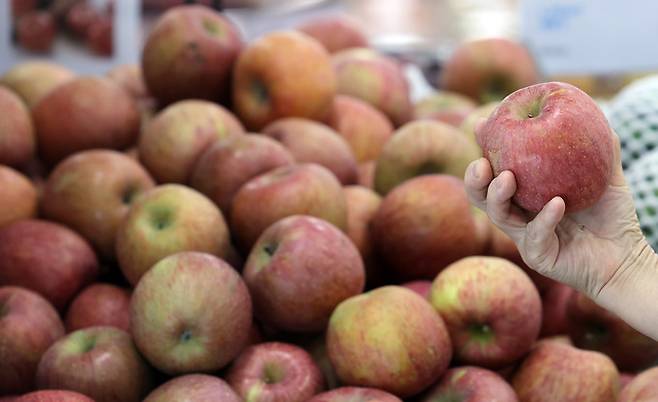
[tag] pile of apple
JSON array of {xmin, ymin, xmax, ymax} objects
[{"xmin": 1, "ymin": 5, "xmax": 656, "ymax": 402}]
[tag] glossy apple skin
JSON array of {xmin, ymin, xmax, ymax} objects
[
  {"xmin": 42, "ymin": 149, "xmax": 155, "ymax": 259},
  {"xmin": 0, "ymin": 166, "xmax": 38, "ymax": 229},
  {"xmin": 32, "ymin": 77, "xmax": 140, "ymax": 166},
  {"xmin": 567, "ymin": 291, "xmax": 658, "ymax": 371},
  {"xmin": 16, "ymin": 390, "xmax": 94, "ymax": 402},
  {"xmin": 0, "ymin": 220, "xmax": 99, "ymax": 310},
  {"xmin": 0, "ymin": 61, "xmax": 74, "ymax": 109},
  {"xmin": 0, "ymin": 86, "xmax": 35, "ymax": 167},
  {"xmin": 440, "ymin": 38, "xmax": 539, "ymax": 103},
  {"xmin": 0, "ymin": 287, "xmax": 65, "ymax": 394},
  {"xmin": 131, "ymin": 252, "xmax": 252, "ymax": 374},
  {"xmin": 190, "ymin": 134, "xmax": 294, "ymax": 213},
  {"xmin": 233, "ymin": 30, "xmax": 336, "ymax": 131},
  {"xmin": 413, "ymin": 91, "xmax": 477, "ymax": 127},
  {"xmin": 230, "ymin": 163, "xmax": 347, "ymax": 252},
  {"xmin": 618, "ymin": 367, "xmax": 658, "ymax": 402},
  {"xmin": 374, "ymin": 120, "xmax": 480, "ymax": 195},
  {"xmin": 227, "ymin": 342, "xmax": 324, "ymax": 402},
  {"xmin": 308, "ymin": 387, "xmax": 402, "ymax": 402},
  {"xmin": 65, "ymin": 284, "xmax": 131, "ymax": 333},
  {"xmin": 512, "ymin": 341, "xmax": 619, "ymax": 402},
  {"xmin": 420, "ymin": 366, "xmax": 518, "ymax": 402},
  {"xmin": 143, "ymin": 374, "xmax": 241, "ymax": 402},
  {"xmin": 262, "ymin": 117, "xmax": 358, "ymax": 185},
  {"xmin": 430, "ymin": 256, "xmax": 542, "ymax": 369},
  {"xmin": 477, "ymin": 81, "xmax": 614, "ymax": 213},
  {"xmin": 297, "ymin": 15, "xmax": 368, "ymax": 53},
  {"xmin": 142, "ymin": 5, "xmax": 243, "ymax": 105},
  {"xmin": 115, "ymin": 184, "xmax": 231, "ymax": 285},
  {"xmin": 36, "ymin": 326, "xmax": 153, "ymax": 402},
  {"xmin": 244, "ymin": 215, "xmax": 365, "ymax": 333},
  {"xmin": 138, "ymin": 100, "xmax": 244, "ymax": 184},
  {"xmin": 327, "ymin": 286, "xmax": 452, "ymax": 398},
  {"xmin": 371, "ymin": 175, "xmax": 480, "ymax": 280}
]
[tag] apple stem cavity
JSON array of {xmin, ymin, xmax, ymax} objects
[
  {"xmin": 262, "ymin": 362, "xmax": 284, "ymax": 384},
  {"xmin": 179, "ymin": 329, "xmax": 193, "ymax": 343},
  {"xmin": 263, "ymin": 243, "xmax": 278, "ymax": 257},
  {"xmin": 202, "ymin": 19, "xmax": 223, "ymax": 37},
  {"xmin": 122, "ymin": 186, "xmax": 136, "ymax": 205},
  {"xmin": 150, "ymin": 208, "xmax": 172, "ymax": 230},
  {"xmin": 251, "ymin": 80, "xmax": 269, "ymax": 106},
  {"xmin": 469, "ymin": 323, "xmax": 495, "ymax": 343}
]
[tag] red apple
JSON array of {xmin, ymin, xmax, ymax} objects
[
  {"xmin": 512, "ymin": 341, "xmax": 619, "ymax": 402},
  {"xmin": 232, "ymin": 30, "xmax": 336, "ymax": 130},
  {"xmin": 244, "ymin": 215, "xmax": 365, "ymax": 332},
  {"xmin": 131, "ymin": 252, "xmax": 252, "ymax": 374},
  {"xmin": 0, "ymin": 220, "xmax": 99, "ymax": 310},
  {"xmin": 420, "ymin": 366, "xmax": 518, "ymax": 402},
  {"xmin": 116, "ymin": 184, "xmax": 231, "ymax": 285},
  {"xmin": 540, "ymin": 282, "xmax": 574, "ymax": 337},
  {"xmin": 566, "ymin": 291, "xmax": 658, "ymax": 371},
  {"xmin": 230, "ymin": 163, "xmax": 347, "ymax": 251},
  {"xmin": 138, "ymin": 100, "xmax": 244, "ymax": 183},
  {"xmin": 401, "ymin": 280, "xmax": 431, "ymax": 299},
  {"xmin": 430, "ymin": 256, "xmax": 542, "ymax": 368},
  {"xmin": 0, "ymin": 61, "xmax": 75, "ymax": 109},
  {"xmin": 227, "ymin": 342, "xmax": 324, "ymax": 402},
  {"xmin": 11, "ymin": 0, "xmax": 37, "ymax": 19},
  {"xmin": 440, "ymin": 38, "xmax": 539, "ymax": 103},
  {"xmin": 190, "ymin": 134, "xmax": 294, "ymax": 213},
  {"xmin": 262, "ymin": 118, "xmax": 358, "ymax": 185},
  {"xmin": 297, "ymin": 15, "xmax": 368, "ymax": 53},
  {"xmin": 477, "ymin": 81, "xmax": 614, "ymax": 213},
  {"xmin": 65, "ymin": 284, "xmax": 131, "ymax": 333},
  {"xmin": 0, "ymin": 166, "xmax": 38, "ymax": 228},
  {"xmin": 371, "ymin": 175, "xmax": 481, "ymax": 280},
  {"xmin": 32, "ymin": 76, "xmax": 141, "ymax": 166},
  {"xmin": 413, "ymin": 91, "xmax": 478, "ymax": 127},
  {"xmin": 0, "ymin": 86, "xmax": 35, "ymax": 167},
  {"xmin": 618, "ymin": 367, "xmax": 658, "ymax": 402},
  {"xmin": 374, "ymin": 120, "xmax": 480, "ymax": 195},
  {"xmin": 308, "ymin": 387, "xmax": 402, "ymax": 402},
  {"xmin": 327, "ymin": 286, "xmax": 452, "ymax": 398},
  {"xmin": 42, "ymin": 149, "xmax": 155, "ymax": 259},
  {"xmin": 36, "ymin": 326, "xmax": 153, "ymax": 402},
  {"xmin": 326, "ymin": 95, "xmax": 394, "ymax": 163},
  {"xmin": 142, "ymin": 5, "xmax": 243, "ymax": 105},
  {"xmin": 66, "ymin": 1, "xmax": 101, "ymax": 37},
  {"xmin": 332, "ymin": 48, "xmax": 411, "ymax": 126},
  {"xmin": 0, "ymin": 287, "xmax": 65, "ymax": 394},
  {"xmin": 344, "ymin": 185, "xmax": 382, "ymax": 285},
  {"xmin": 16, "ymin": 391, "xmax": 93, "ymax": 402},
  {"xmin": 86, "ymin": 15, "xmax": 113, "ymax": 56},
  {"xmin": 106, "ymin": 64, "xmax": 149, "ymax": 100},
  {"xmin": 143, "ymin": 374, "xmax": 241, "ymax": 402},
  {"xmin": 16, "ymin": 11, "xmax": 56, "ymax": 53}
]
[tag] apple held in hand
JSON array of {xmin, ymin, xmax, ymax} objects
[
  {"xmin": 477, "ymin": 81, "xmax": 615, "ymax": 213},
  {"xmin": 143, "ymin": 374, "xmax": 241, "ymax": 402}
]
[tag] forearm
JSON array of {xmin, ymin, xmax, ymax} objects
[{"xmin": 595, "ymin": 240, "xmax": 658, "ymax": 341}]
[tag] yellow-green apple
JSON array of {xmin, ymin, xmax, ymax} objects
[
  {"xmin": 0, "ymin": 287, "xmax": 65, "ymax": 395},
  {"xmin": 41, "ymin": 150, "xmax": 155, "ymax": 259},
  {"xmin": 413, "ymin": 91, "xmax": 477, "ymax": 127},
  {"xmin": 32, "ymin": 77, "xmax": 141, "ymax": 166},
  {"xmin": 0, "ymin": 87, "xmax": 34, "ymax": 167},
  {"xmin": 512, "ymin": 341, "xmax": 619, "ymax": 402},
  {"xmin": 263, "ymin": 118, "xmax": 358, "ymax": 184},
  {"xmin": 618, "ymin": 367, "xmax": 658, "ymax": 402},
  {"xmin": 231, "ymin": 163, "xmax": 347, "ymax": 251},
  {"xmin": 64, "ymin": 284, "xmax": 131, "ymax": 333},
  {"xmin": 297, "ymin": 15, "xmax": 368, "ymax": 53},
  {"xmin": 226, "ymin": 342, "xmax": 324, "ymax": 402},
  {"xmin": 0, "ymin": 166, "xmax": 38, "ymax": 228},
  {"xmin": 190, "ymin": 134, "xmax": 294, "ymax": 213},
  {"xmin": 106, "ymin": 64, "xmax": 149, "ymax": 100},
  {"xmin": 326, "ymin": 95, "xmax": 394, "ymax": 163},
  {"xmin": 244, "ymin": 215, "xmax": 365, "ymax": 332},
  {"xmin": 16, "ymin": 391, "xmax": 93, "ymax": 402},
  {"xmin": 36, "ymin": 326, "xmax": 154, "ymax": 402},
  {"xmin": 0, "ymin": 61, "xmax": 74, "ymax": 108},
  {"xmin": 476, "ymin": 81, "xmax": 614, "ymax": 213},
  {"xmin": 142, "ymin": 5, "xmax": 243, "ymax": 106},
  {"xmin": 460, "ymin": 101, "xmax": 499, "ymax": 148},
  {"xmin": 540, "ymin": 282, "xmax": 573, "ymax": 337},
  {"xmin": 308, "ymin": 387, "xmax": 402, "ymax": 402},
  {"xmin": 0, "ymin": 220, "xmax": 99, "ymax": 310},
  {"xmin": 374, "ymin": 120, "xmax": 480, "ymax": 195},
  {"xmin": 344, "ymin": 185, "xmax": 382, "ymax": 286},
  {"xmin": 429, "ymin": 256, "xmax": 542, "ymax": 369},
  {"xmin": 358, "ymin": 161, "xmax": 375, "ymax": 189},
  {"xmin": 440, "ymin": 38, "xmax": 539, "ymax": 103},
  {"xmin": 327, "ymin": 286, "xmax": 452, "ymax": 398},
  {"xmin": 420, "ymin": 366, "xmax": 518, "ymax": 402},
  {"xmin": 138, "ymin": 100, "xmax": 244, "ymax": 183},
  {"xmin": 232, "ymin": 30, "xmax": 336, "ymax": 130},
  {"xmin": 401, "ymin": 280, "xmax": 431, "ymax": 299},
  {"xmin": 143, "ymin": 375, "xmax": 241, "ymax": 402},
  {"xmin": 566, "ymin": 291, "xmax": 658, "ymax": 371},
  {"xmin": 332, "ymin": 48, "xmax": 411, "ymax": 126},
  {"xmin": 371, "ymin": 175, "xmax": 481, "ymax": 280},
  {"xmin": 131, "ymin": 252, "xmax": 252, "ymax": 374},
  {"xmin": 115, "ymin": 184, "xmax": 230, "ymax": 285}
]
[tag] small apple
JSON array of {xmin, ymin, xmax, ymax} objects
[
  {"xmin": 0, "ymin": 166, "xmax": 38, "ymax": 228},
  {"xmin": 143, "ymin": 374, "xmax": 241, "ymax": 402},
  {"xmin": 413, "ymin": 91, "xmax": 477, "ymax": 127},
  {"xmin": 66, "ymin": 1, "xmax": 101, "ymax": 37},
  {"xmin": 420, "ymin": 366, "xmax": 518, "ymax": 402},
  {"xmin": 16, "ymin": 11, "xmax": 56, "ymax": 53},
  {"xmin": 618, "ymin": 367, "xmax": 658, "ymax": 402},
  {"xmin": 0, "ymin": 61, "xmax": 74, "ymax": 109},
  {"xmin": 308, "ymin": 387, "xmax": 402, "ymax": 402},
  {"xmin": 65, "ymin": 283, "xmax": 131, "ymax": 333},
  {"xmin": 0, "ymin": 86, "xmax": 35, "ymax": 167},
  {"xmin": 86, "ymin": 15, "xmax": 113, "ymax": 56},
  {"xmin": 297, "ymin": 15, "xmax": 368, "ymax": 53}
]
